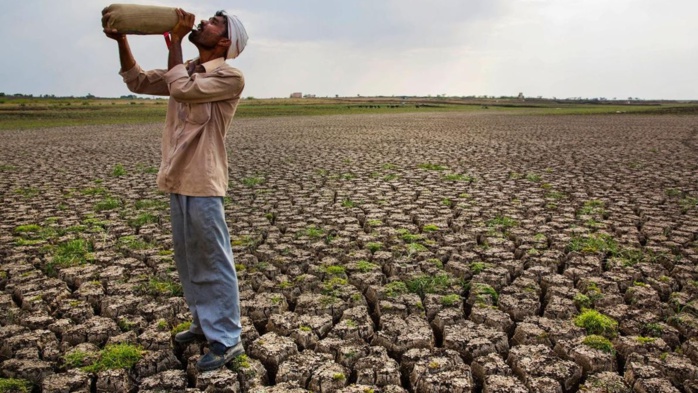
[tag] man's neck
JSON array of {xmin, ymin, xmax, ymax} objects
[{"xmin": 197, "ymin": 50, "xmax": 226, "ymax": 64}]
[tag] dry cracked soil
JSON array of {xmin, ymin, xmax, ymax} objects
[{"xmin": 1, "ymin": 111, "xmax": 697, "ymax": 393}]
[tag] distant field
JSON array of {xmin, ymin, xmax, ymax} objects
[{"xmin": 0, "ymin": 96, "xmax": 697, "ymax": 129}]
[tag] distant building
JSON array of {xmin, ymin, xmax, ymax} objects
[
  {"xmin": 518, "ymin": 92, "xmax": 525, "ymax": 100},
  {"xmin": 303, "ymin": 94, "xmax": 316, "ymax": 98},
  {"xmin": 290, "ymin": 92, "xmax": 302, "ymax": 98}
]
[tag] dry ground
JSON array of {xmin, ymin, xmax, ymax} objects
[{"xmin": 1, "ymin": 112, "xmax": 697, "ymax": 392}]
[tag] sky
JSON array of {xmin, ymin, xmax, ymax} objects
[{"xmin": 1, "ymin": 0, "xmax": 696, "ymax": 100}]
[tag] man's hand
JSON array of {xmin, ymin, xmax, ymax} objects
[
  {"xmin": 103, "ymin": 27, "xmax": 126, "ymax": 42},
  {"xmin": 171, "ymin": 8, "xmax": 195, "ymax": 43},
  {"xmin": 101, "ymin": 9, "xmax": 125, "ymax": 42}
]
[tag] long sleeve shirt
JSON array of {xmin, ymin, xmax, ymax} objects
[{"xmin": 120, "ymin": 57, "xmax": 244, "ymax": 197}]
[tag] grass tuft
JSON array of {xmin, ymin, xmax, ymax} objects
[
  {"xmin": 82, "ymin": 343, "xmax": 144, "ymax": 373},
  {"xmin": 418, "ymin": 163, "xmax": 448, "ymax": 171},
  {"xmin": 582, "ymin": 335, "xmax": 615, "ymax": 354},
  {"xmin": 574, "ymin": 309, "xmax": 618, "ymax": 338},
  {"xmin": 0, "ymin": 378, "xmax": 32, "ymax": 393},
  {"xmin": 405, "ymin": 274, "xmax": 455, "ymax": 298}
]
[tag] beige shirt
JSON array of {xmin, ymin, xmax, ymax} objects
[{"xmin": 120, "ymin": 58, "xmax": 244, "ymax": 197}]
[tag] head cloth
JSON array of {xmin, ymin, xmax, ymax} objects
[{"xmin": 220, "ymin": 11, "xmax": 248, "ymax": 59}]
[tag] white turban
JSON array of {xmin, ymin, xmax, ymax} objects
[{"xmin": 221, "ymin": 12, "xmax": 248, "ymax": 59}]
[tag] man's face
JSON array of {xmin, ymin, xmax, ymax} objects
[{"xmin": 189, "ymin": 15, "xmax": 228, "ymax": 50}]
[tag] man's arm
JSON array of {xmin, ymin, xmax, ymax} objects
[
  {"xmin": 107, "ymin": 36, "xmax": 169, "ymax": 96},
  {"xmin": 168, "ymin": 9, "xmax": 195, "ymax": 71},
  {"xmin": 166, "ymin": 68, "xmax": 244, "ymax": 104},
  {"xmin": 103, "ymin": 12, "xmax": 169, "ymax": 96},
  {"xmin": 102, "ymin": 10, "xmax": 135, "ymax": 72}
]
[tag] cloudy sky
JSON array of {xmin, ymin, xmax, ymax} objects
[{"xmin": 1, "ymin": 0, "xmax": 696, "ymax": 99}]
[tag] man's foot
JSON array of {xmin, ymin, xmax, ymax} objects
[
  {"xmin": 196, "ymin": 341, "xmax": 245, "ymax": 372},
  {"xmin": 174, "ymin": 330, "xmax": 205, "ymax": 344}
]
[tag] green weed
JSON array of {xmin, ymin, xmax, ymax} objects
[
  {"xmin": 366, "ymin": 242, "xmax": 382, "ymax": 253},
  {"xmin": 472, "ymin": 283, "xmax": 499, "ymax": 305},
  {"xmin": 418, "ymin": 163, "xmax": 448, "ymax": 171},
  {"xmin": 405, "ymin": 274, "xmax": 454, "ymax": 298},
  {"xmin": 325, "ymin": 265, "xmax": 346, "ymax": 275},
  {"xmin": 117, "ymin": 317, "xmax": 136, "ymax": 332},
  {"xmin": 422, "ymin": 224, "xmax": 440, "ymax": 232},
  {"xmin": 399, "ymin": 229, "xmax": 424, "ymax": 243},
  {"xmin": 525, "ymin": 173, "xmax": 541, "ymax": 182},
  {"xmin": 228, "ymin": 354, "xmax": 251, "ymax": 372},
  {"xmin": 574, "ymin": 309, "xmax": 618, "ymax": 338},
  {"xmin": 82, "ymin": 344, "xmax": 144, "ymax": 373},
  {"xmin": 0, "ymin": 378, "xmax": 32, "ymax": 393},
  {"xmin": 578, "ymin": 200, "xmax": 605, "ymax": 216},
  {"xmin": 111, "ymin": 164, "xmax": 126, "ymax": 177},
  {"xmin": 128, "ymin": 213, "xmax": 158, "ymax": 228},
  {"xmin": 117, "ymin": 235, "xmax": 152, "ymax": 250},
  {"xmin": 470, "ymin": 262, "xmax": 490, "ymax": 275},
  {"xmin": 636, "ymin": 336, "xmax": 656, "ymax": 344},
  {"xmin": 15, "ymin": 187, "xmax": 40, "ymax": 198},
  {"xmin": 680, "ymin": 196, "xmax": 697, "ymax": 212},
  {"xmin": 384, "ymin": 281, "xmax": 409, "ymax": 297},
  {"xmin": 95, "ymin": 197, "xmax": 121, "ymax": 212},
  {"xmin": 582, "ymin": 335, "xmax": 615, "ymax": 354},
  {"xmin": 50, "ymin": 239, "xmax": 94, "ymax": 269},
  {"xmin": 170, "ymin": 321, "xmax": 192, "ymax": 336},
  {"xmin": 134, "ymin": 199, "xmax": 168, "ymax": 210},
  {"xmin": 303, "ymin": 226, "xmax": 324, "ymax": 239},
  {"xmin": 80, "ymin": 186, "xmax": 108, "ymax": 196},
  {"xmin": 241, "ymin": 176, "xmax": 264, "ymax": 187},
  {"xmin": 568, "ymin": 233, "xmax": 618, "ymax": 255},
  {"xmin": 406, "ymin": 243, "xmax": 428, "ymax": 256},
  {"xmin": 545, "ymin": 191, "xmax": 566, "ymax": 200},
  {"xmin": 486, "ymin": 215, "xmax": 518, "ymax": 230},
  {"xmin": 64, "ymin": 349, "xmax": 95, "ymax": 368},
  {"xmin": 137, "ymin": 277, "xmax": 183, "ymax": 297},
  {"xmin": 441, "ymin": 294, "xmax": 461, "ymax": 306},
  {"xmin": 356, "ymin": 260, "xmax": 379, "ymax": 272},
  {"xmin": 14, "ymin": 224, "xmax": 42, "ymax": 234}
]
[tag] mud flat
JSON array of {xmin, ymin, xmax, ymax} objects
[{"xmin": 1, "ymin": 112, "xmax": 697, "ymax": 392}]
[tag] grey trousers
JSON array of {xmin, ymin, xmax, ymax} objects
[{"xmin": 170, "ymin": 194, "xmax": 241, "ymax": 347}]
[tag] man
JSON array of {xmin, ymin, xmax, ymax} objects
[{"xmin": 103, "ymin": 8, "xmax": 248, "ymax": 372}]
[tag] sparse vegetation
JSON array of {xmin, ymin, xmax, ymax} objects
[
  {"xmin": 136, "ymin": 277, "xmax": 183, "ymax": 297},
  {"xmin": 442, "ymin": 173, "xmax": 473, "ymax": 182},
  {"xmin": 441, "ymin": 294, "xmax": 461, "ymax": 306},
  {"xmin": 82, "ymin": 343, "xmax": 144, "ymax": 373},
  {"xmin": 486, "ymin": 215, "xmax": 518, "ymax": 230},
  {"xmin": 574, "ymin": 309, "xmax": 618, "ymax": 338},
  {"xmin": 568, "ymin": 233, "xmax": 619, "ymax": 255},
  {"xmin": 95, "ymin": 196, "xmax": 122, "ymax": 211},
  {"xmin": 418, "ymin": 163, "xmax": 448, "ymax": 171},
  {"xmin": 384, "ymin": 281, "xmax": 409, "ymax": 297},
  {"xmin": 366, "ymin": 242, "xmax": 382, "ymax": 253},
  {"xmin": 2, "ymin": 99, "xmax": 695, "ymax": 388},
  {"xmin": 111, "ymin": 163, "xmax": 127, "ymax": 177},
  {"xmin": 47, "ymin": 238, "xmax": 94, "ymax": 274},
  {"xmin": 241, "ymin": 175, "xmax": 265, "ymax": 187},
  {"xmin": 582, "ymin": 335, "xmax": 615, "ymax": 354},
  {"xmin": 405, "ymin": 274, "xmax": 454, "ymax": 298},
  {"xmin": 0, "ymin": 378, "xmax": 32, "ymax": 393}
]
